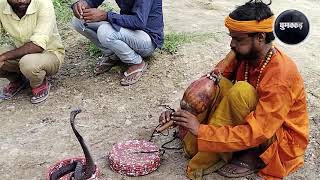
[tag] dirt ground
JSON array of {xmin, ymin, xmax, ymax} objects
[{"xmin": 0, "ymin": 0, "xmax": 319, "ymax": 179}]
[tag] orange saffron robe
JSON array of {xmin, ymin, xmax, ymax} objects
[{"xmin": 197, "ymin": 48, "xmax": 309, "ymax": 179}]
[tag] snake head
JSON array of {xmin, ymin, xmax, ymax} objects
[{"xmin": 70, "ymin": 109, "xmax": 82, "ymax": 124}]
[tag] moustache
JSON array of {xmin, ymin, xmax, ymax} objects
[
  {"xmin": 18, "ymin": 3, "xmax": 28, "ymax": 7},
  {"xmin": 12, "ymin": 2, "xmax": 29, "ymax": 8}
]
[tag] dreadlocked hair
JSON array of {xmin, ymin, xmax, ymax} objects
[{"xmin": 229, "ymin": 0, "xmax": 275, "ymax": 43}]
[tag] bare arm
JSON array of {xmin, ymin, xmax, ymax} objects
[{"xmin": 0, "ymin": 42, "xmax": 43, "ymax": 61}]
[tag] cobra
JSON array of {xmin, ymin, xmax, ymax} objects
[{"xmin": 50, "ymin": 109, "xmax": 96, "ymax": 180}]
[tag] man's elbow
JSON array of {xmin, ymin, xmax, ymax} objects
[{"xmin": 133, "ymin": 18, "xmax": 147, "ymax": 29}]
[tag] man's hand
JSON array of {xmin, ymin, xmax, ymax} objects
[
  {"xmin": 171, "ymin": 110, "xmax": 200, "ymax": 136},
  {"xmin": 0, "ymin": 42, "xmax": 43, "ymax": 64},
  {"xmin": 82, "ymin": 8, "xmax": 107, "ymax": 23},
  {"xmin": 159, "ymin": 110, "xmax": 174, "ymax": 125},
  {"xmin": 72, "ymin": 0, "xmax": 90, "ymax": 19},
  {"xmin": 0, "ymin": 54, "xmax": 6, "ymax": 61},
  {"xmin": 0, "ymin": 54, "xmax": 7, "ymax": 67}
]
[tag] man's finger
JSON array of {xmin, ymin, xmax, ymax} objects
[
  {"xmin": 84, "ymin": 18, "xmax": 95, "ymax": 23},
  {"xmin": 81, "ymin": 4, "xmax": 86, "ymax": 10},
  {"xmin": 83, "ymin": 15, "xmax": 93, "ymax": 22},
  {"xmin": 82, "ymin": 11, "xmax": 94, "ymax": 20},
  {"xmin": 172, "ymin": 111, "xmax": 189, "ymax": 119},
  {"xmin": 173, "ymin": 120, "xmax": 187, "ymax": 127},
  {"xmin": 171, "ymin": 116, "xmax": 188, "ymax": 123},
  {"xmin": 82, "ymin": 8, "xmax": 94, "ymax": 14},
  {"xmin": 159, "ymin": 113, "xmax": 165, "ymax": 124},
  {"xmin": 176, "ymin": 110, "xmax": 197, "ymax": 119},
  {"xmin": 82, "ymin": 12, "xmax": 91, "ymax": 18},
  {"xmin": 76, "ymin": 3, "xmax": 84, "ymax": 17},
  {"xmin": 165, "ymin": 111, "xmax": 172, "ymax": 122},
  {"xmin": 79, "ymin": 1, "xmax": 89, "ymax": 14},
  {"xmin": 72, "ymin": 4, "xmax": 81, "ymax": 18}
]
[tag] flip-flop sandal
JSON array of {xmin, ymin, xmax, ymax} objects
[
  {"xmin": 120, "ymin": 62, "xmax": 148, "ymax": 86},
  {"xmin": 0, "ymin": 77, "xmax": 29, "ymax": 100},
  {"xmin": 94, "ymin": 57, "xmax": 118, "ymax": 75},
  {"xmin": 217, "ymin": 158, "xmax": 259, "ymax": 178}
]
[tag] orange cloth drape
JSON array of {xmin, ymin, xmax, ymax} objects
[{"xmin": 197, "ymin": 47, "xmax": 309, "ymax": 179}]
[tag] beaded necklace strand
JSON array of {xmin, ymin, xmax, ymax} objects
[{"xmin": 244, "ymin": 46, "xmax": 275, "ymax": 88}]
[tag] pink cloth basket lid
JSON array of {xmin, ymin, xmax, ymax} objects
[{"xmin": 108, "ymin": 140, "xmax": 161, "ymax": 176}]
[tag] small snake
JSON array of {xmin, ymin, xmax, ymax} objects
[{"xmin": 50, "ymin": 109, "xmax": 95, "ymax": 180}]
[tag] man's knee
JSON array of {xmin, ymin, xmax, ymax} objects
[
  {"xmin": 229, "ymin": 81, "xmax": 256, "ymax": 98},
  {"xmin": 97, "ymin": 23, "xmax": 117, "ymax": 44},
  {"xmin": 71, "ymin": 17, "xmax": 84, "ymax": 33},
  {"xmin": 19, "ymin": 54, "xmax": 41, "ymax": 75},
  {"xmin": 228, "ymin": 81, "xmax": 258, "ymax": 109}
]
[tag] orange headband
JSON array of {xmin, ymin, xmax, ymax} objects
[{"xmin": 225, "ymin": 16, "xmax": 274, "ymax": 33}]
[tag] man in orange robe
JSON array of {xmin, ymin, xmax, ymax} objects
[{"xmin": 159, "ymin": 1, "xmax": 309, "ymax": 179}]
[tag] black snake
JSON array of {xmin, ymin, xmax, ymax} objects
[{"xmin": 50, "ymin": 109, "xmax": 95, "ymax": 180}]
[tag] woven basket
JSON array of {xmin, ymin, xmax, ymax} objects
[{"xmin": 108, "ymin": 140, "xmax": 161, "ymax": 176}]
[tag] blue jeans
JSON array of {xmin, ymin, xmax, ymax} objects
[{"xmin": 71, "ymin": 18, "xmax": 156, "ymax": 65}]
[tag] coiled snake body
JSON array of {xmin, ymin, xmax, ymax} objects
[{"xmin": 50, "ymin": 109, "xmax": 95, "ymax": 180}]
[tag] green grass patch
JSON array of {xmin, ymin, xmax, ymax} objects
[
  {"xmin": 53, "ymin": 0, "xmax": 73, "ymax": 25},
  {"xmin": 0, "ymin": 32, "xmax": 14, "ymax": 46},
  {"xmin": 100, "ymin": 2, "xmax": 120, "ymax": 12},
  {"xmin": 162, "ymin": 33, "xmax": 190, "ymax": 54},
  {"xmin": 87, "ymin": 43, "xmax": 103, "ymax": 58},
  {"xmin": 162, "ymin": 32, "xmax": 216, "ymax": 54}
]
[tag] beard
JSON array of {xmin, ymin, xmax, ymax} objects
[
  {"xmin": 232, "ymin": 46, "xmax": 260, "ymax": 62},
  {"xmin": 8, "ymin": 1, "xmax": 29, "ymax": 13}
]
